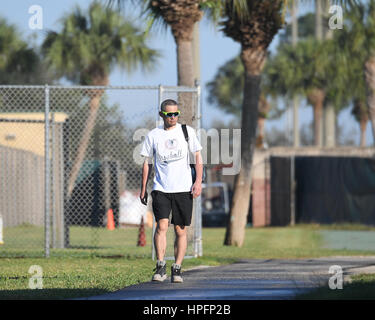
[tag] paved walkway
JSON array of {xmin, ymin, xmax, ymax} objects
[
  {"xmin": 79, "ymin": 256, "xmax": 375, "ymax": 300},
  {"xmin": 320, "ymin": 230, "xmax": 375, "ymax": 251}
]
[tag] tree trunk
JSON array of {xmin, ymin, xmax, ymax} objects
[
  {"xmin": 256, "ymin": 117, "xmax": 265, "ymax": 148},
  {"xmin": 258, "ymin": 117, "xmax": 265, "ymax": 140},
  {"xmin": 364, "ymin": 57, "xmax": 375, "ymax": 145},
  {"xmin": 324, "ymin": 103, "xmax": 336, "ymax": 147},
  {"xmin": 360, "ymin": 119, "xmax": 367, "ymax": 147},
  {"xmin": 315, "ymin": 0, "xmax": 323, "ymax": 41},
  {"xmin": 224, "ymin": 47, "xmax": 266, "ymax": 247},
  {"xmin": 308, "ymin": 89, "xmax": 325, "ymax": 147},
  {"xmin": 314, "ymin": 102, "xmax": 323, "ymax": 147},
  {"xmin": 175, "ymin": 38, "xmax": 195, "ymax": 127},
  {"xmin": 67, "ymin": 77, "xmax": 108, "ymax": 198}
]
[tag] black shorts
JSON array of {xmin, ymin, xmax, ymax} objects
[{"xmin": 151, "ymin": 190, "xmax": 193, "ymax": 226}]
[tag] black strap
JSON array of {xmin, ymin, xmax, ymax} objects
[
  {"xmin": 181, "ymin": 124, "xmax": 189, "ymax": 142},
  {"xmin": 182, "ymin": 124, "xmax": 194, "ymax": 169}
]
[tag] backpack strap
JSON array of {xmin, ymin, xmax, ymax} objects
[
  {"xmin": 181, "ymin": 124, "xmax": 189, "ymax": 142},
  {"xmin": 182, "ymin": 124, "xmax": 193, "ymax": 168}
]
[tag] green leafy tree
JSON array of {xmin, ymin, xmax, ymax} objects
[
  {"xmin": 42, "ymin": 1, "xmax": 159, "ymax": 197},
  {"xmin": 336, "ymin": 0, "xmax": 375, "ymax": 145},
  {"xmin": 207, "ymin": 55, "xmax": 244, "ymax": 118},
  {"xmin": 279, "ymin": 12, "xmax": 315, "ymax": 44},
  {"xmin": 218, "ymin": 0, "xmax": 286, "ymax": 247},
  {"xmin": 0, "ymin": 18, "xmax": 54, "ymax": 84},
  {"xmin": 264, "ymin": 37, "xmax": 348, "ymax": 146},
  {"xmin": 220, "ymin": 0, "xmax": 357, "ymax": 247},
  {"xmin": 206, "ymin": 55, "xmax": 274, "ymax": 147},
  {"xmin": 109, "ymin": 0, "xmax": 221, "ymax": 125},
  {"xmin": 339, "ymin": 29, "xmax": 370, "ymax": 146},
  {"xmin": 352, "ymin": 99, "xmax": 369, "ymax": 146}
]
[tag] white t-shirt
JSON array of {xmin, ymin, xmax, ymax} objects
[{"xmin": 140, "ymin": 123, "xmax": 202, "ymax": 193}]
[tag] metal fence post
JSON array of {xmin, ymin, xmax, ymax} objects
[
  {"xmin": 151, "ymin": 85, "xmax": 163, "ymax": 261},
  {"xmin": 45, "ymin": 84, "xmax": 51, "ymax": 258},
  {"xmin": 51, "ymin": 112, "xmax": 56, "ymax": 249},
  {"xmin": 290, "ymin": 155, "xmax": 296, "ymax": 226},
  {"xmin": 195, "ymin": 83, "xmax": 203, "ymax": 257},
  {"xmin": 59, "ymin": 122, "xmax": 65, "ymax": 248}
]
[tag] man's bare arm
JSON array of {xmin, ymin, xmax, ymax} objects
[
  {"xmin": 191, "ymin": 151, "xmax": 203, "ymax": 198},
  {"xmin": 140, "ymin": 157, "xmax": 152, "ymax": 205}
]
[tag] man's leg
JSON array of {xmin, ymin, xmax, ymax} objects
[
  {"xmin": 152, "ymin": 218, "xmax": 169, "ymax": 281},
  {"xmin": 171, "ymin": 224, "xmax": 187, "ymax": 283},
  {"xmin": 174, "ymin": 225, "xmax": 187, "ymax": 265},
  {"xmin": 154, "ymin": 218, "xmax": 169, "ymax": 261}
]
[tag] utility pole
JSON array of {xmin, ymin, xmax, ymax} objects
[
  {"xmin": 192, "ymin": 21, "xmax": 200, "ymax": 84},
  {"xmin": 292, "ymin": 0, "xmax": 299, "ymax": 147},
  {"xmin": 315, "ymin": 0, "xmax": 323, "ymax": 41},
  {"xmin": 192, "ymin": 21, "xmax": 203, "ymax": 257},
  {"xmin": 315, "ymin": 0, "xmax": 324, "ymax": 147},
  {"xmin": 323, "ymin": 0, "xmax": 336, "ymax": 147}
]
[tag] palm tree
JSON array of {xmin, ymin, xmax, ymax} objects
[
  {"xmin": 266, "ymin": 37, "xmax": 350, "ymax": 146},
  {"xmin": 42, "ymin": 2, "xmax": 159, "ymax": 197},
  {"xmin": 109, "ymin": 0, "xmax": 218, "ymax": 125},
  {"xmin": 337, "ymin": 26, "xmax": 369, "ymax": 147},
  {"xmin": 206, "ymin": 55, "xmax": 244, "ymax": 118},
  {"xmin": 206, "ymin": 55, "xmax": 273, "ymax": 146},
  {"xmin": 352, "ymin": 100, "xmax": 369, "ymax": 146},
  {"xmin": 219, "ymin": 0, "xmax": 357, "ymax": 246},
  {"xmin": 218, "ymin": 0, "xmax": 356, "ymax": 247},
  {"xmin": 0, "ymin": 17, "xmax": 22, "ymax": 73},
  {"xmin": 0, "ymin": 18, "xmax": 52, "ymax": 85},
  {"xmin": 316, "ymin": 0, "xmax": 337, "ymax": 147},
  {"xmin": 217, "ymin": 0, "xmax": 286, "ymax": 247},
  {"xmin": 279, "ymin": 12, "xmax": 315, "ymax": 43},
  {"xmin": 336, "ymin": 0, "xmax": 375, "ymax": 145}
]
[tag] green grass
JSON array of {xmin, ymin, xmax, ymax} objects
[
  {"xmin": 1, "ymin": 225, "xmax": 375, "ymax": 300},
  {"xmin": 296, "ymin": 274, "xmax": 375, "ymax": 300},
  {"xmin": 295, "ymin": 223, "xmax": 375, "ymax": 231},
  {"xmin": 1, "ymin": 225, "xmax": 161, "ymax": 258}
]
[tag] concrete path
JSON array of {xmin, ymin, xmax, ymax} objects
[
  {"xmin": 79, "ymin": 256, "xmax": 375, "ymax": 300},
  {"xmin": 320, "ymin": 230, "xmax": 375, "ymax": 251}
]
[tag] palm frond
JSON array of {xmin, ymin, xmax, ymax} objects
[{"xmin": 42, "ymin": 1, "xmax": 159, "ymax": 84}]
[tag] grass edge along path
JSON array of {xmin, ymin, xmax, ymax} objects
[
  {"xmin": 1, "ymin": 226, "xmax": 375, "ymax": 300},
  {"xmin": 295, "ymin": 273, "xmax": 375, "ymax": 300}
]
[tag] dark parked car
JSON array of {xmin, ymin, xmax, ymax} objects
[{"xmin": 201, "ymin": 182, "xmax": 230, "ymax": 227}]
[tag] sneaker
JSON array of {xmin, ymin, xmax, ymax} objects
[
  {"xmin": 171, "ymin": 263, "xmax": 183, "ymax": 283},
  {"xmin": 152, "ymin": 261, "xmax": 167, "ymax": 282}
]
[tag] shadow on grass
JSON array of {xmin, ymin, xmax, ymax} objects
[{"xmin": 0, "ymin": 288, "xmax": 110, "ymax": 300}]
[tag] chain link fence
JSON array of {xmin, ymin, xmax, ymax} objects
[{"xmin": 0, "ymin": 85, "xmax": 202, "ymax": 258}]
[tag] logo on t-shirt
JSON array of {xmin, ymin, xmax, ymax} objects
[
  {"xmin": 156, "ymin": 138, "xmax": 184, "ymax": 162},
  {"xmin": 165, "ymin": 138, "xmax": 178, "ymax": 150}
]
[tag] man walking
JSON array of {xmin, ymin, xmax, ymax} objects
[{"xmin": 139, "ymin": 99, "xmax": 203, "ymax": 283}]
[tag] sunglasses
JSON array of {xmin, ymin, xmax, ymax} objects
[{"xmin": 161, "ymin": 110, "xmax": 180, "ymax": 118}]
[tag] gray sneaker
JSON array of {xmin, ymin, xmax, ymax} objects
[
  {"xmin": 171, "ymin": 264, "xmax": 183, "ymax": 283},
  {"xmin": 152, "ymin": 261, "xmax": 167, "ymax": 282}
]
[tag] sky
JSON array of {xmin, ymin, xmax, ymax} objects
[{"xmin": 2, "ymin": 0, "xmax": 373, "ymax": 145}]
